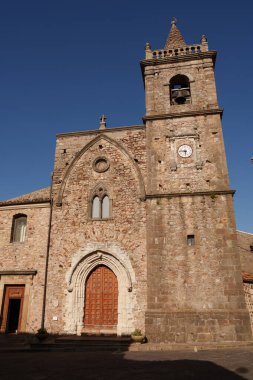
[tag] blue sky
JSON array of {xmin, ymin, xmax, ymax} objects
[{"xmin": 0, "ymin": 0, "xmax": 252, "ymax": 232}]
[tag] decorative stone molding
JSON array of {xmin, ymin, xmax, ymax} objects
[
  {"xmin": 88, "ymin": 183, "xmax": 112, "ymax": 220},
  {"xmin": 140, "ymin": 51, "xmax": 217, "ymax": 67},
  {"xmin": 0, "ymin": 203, "xmax": 50, "ymax": 210},
  {"xmin": 169, "ymin": 133, "xmax": 203, "ymax": 171},
  {"xmin": 0, "ymin": 270, "xmax": 37, "ymax": 277},
  {"xmin": 56, "ymin": 134, "xmax": 146, "ymax": 206},
  {"xmin": 56, "ymin": 125, "xmax": 145, "ymax": 138},
  {"xmin": 68, "ymin": 250, "xmax": 132, "ymax": 291},
  {"xmin": 143, "ymin": 108, "xmax": 223, "ymax": 121},
  {"xmin": 164, "ymin": 72, "xmax": 195, "ymax": 84},
  {"xmin": 64, "ymin": 244, "xmax": 136, "ymax": 336},
  {"xmin": 145, "ymin": 189, "xmax": 235, "ymax": 199},
  {"xmin": 92, "ymin": 156, "xmax": 110, "ymax": 173}
]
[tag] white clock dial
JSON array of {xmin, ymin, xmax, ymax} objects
[{"xmin": 178, "ymin": 144, "xmax": 192, "ymax": 158}]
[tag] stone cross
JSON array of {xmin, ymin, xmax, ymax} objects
[{"xmin": 99, "ymin": 115, "xmax": 107, "ymax": 130}]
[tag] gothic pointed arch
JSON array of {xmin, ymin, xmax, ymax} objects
[
  {"xmin": 67, "ymin": 249, "xmax": 133, "ymax": 292},
  {"xmin": 89, "ymin": 183, "xmax": 111, "ymax": 219},
  {"xmin": 56, "ymin": 134, "xmax": 146, "ymax": 206},
  {"xmin": 65, "ymin": 249, "xmax": 134, "ymax": 335}
]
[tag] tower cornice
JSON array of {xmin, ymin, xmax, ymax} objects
[
  {"xmin": 141, "ymin": 51, "xmax": 216, "ymax": 69},
  {"xmin": 145, "ymin": 189, "xmax": 235, "ymax": 200},
  {"xmin": 140, "ymin": 51, "xmax": 217, "ymax": 83},
  {"xmin": 143, "ymin": 108, "xmax": 223, "ymax": 121}
]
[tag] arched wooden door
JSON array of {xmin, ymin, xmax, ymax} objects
[{"xmin": 83, "ymin": 265, "xmax": 118, "ymax": 330}]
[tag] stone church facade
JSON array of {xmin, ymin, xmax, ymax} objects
[{"xmin": 0, "ymin": 20, "xmax": 252, "ymax": 344}]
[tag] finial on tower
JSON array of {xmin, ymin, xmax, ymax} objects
[
  {"xmin": 145, "ymin": 42, "xmax": 152, "ymax": 59},
  {"xmin": 165, "ymin": 17, "xmax": 186, "ymax": 49},
  {"xmin": 171, "ymin": 17, "xmax": 177, "ymax": 26},
  {"xmin": 145, "ymin": 42, "xmax": 151, "ymax": 51},
  {"xmin": 99, "ymin": 115, "xmax": 107, "ymax": 130},
  {"xmin": 201, "ymin": 35, "xmax": 207, "ymax": 43},
  {"xmin": 201, "ymin": 35, "xmax": 208, "ymax": 51}
]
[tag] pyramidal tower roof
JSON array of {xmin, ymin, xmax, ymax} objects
[{"xmin": 164, "ymin": 17, "xmax": 187, "ymax": 49}]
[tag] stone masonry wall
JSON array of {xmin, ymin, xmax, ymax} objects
[
  {"xmin": 243, "ymin": 283, "xmax": 253, "ymax": 333},
  {"xmin": 145, "ymin": 195, "xmax": 252, "ymax": 343},
  {"xmin": 144, "ymin": 54, "xmax": 229, "ymax": 196},
  {"xmin": 143, "ymin": 49, "xmax": 252, "ymax": 343},
  {"xmin": 236, "ymin": 230, "xmax": 253, "ymax": 333},
  {"xmin": 45, "ymin": 127, "xmax": 147, "ymax": 334},
  {"xmin": 0, "ymin": 205, "xmax": 50, "ymax": 332},
  {"xmin": 237, "ymin": 230, "xmax": 253, "ymax": 272},
  {"xmin": 145, "ymin": 57, "xmax": 218, "ymax": 117},
  {"xmin": 145, "ymin": 114, "xmax": 229, "ymax": 195}
]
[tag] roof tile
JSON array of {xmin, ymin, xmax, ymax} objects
[
  {"xmin": 0, "ymin": 187, "xmax": 50, "ymax": 206},
  {"xmin": 242, "ymin": 271, "xmax": 253, "ymax": 283}
]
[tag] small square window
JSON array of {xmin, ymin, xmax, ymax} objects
[{"xmin": 187, "ymin": 235, "xmax": 195, "ymax": 246}]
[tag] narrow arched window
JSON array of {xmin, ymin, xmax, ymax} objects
[
  {"xmin": 92, "ymin": 196, "xmax": 100, "ymax": 218},
  {"xmin": 170, "ymin": 74, "xmax": 191, "ymax": 105},
  {"xmin": 102, "ymin": 195, "xmax": 110, "ymax": 219},
  {"xmin": 91, "ymin": 187, "xmax": 111, "ymax": 220},
  {"xmin": 11, "ymin": 214, "xmax": 27, "ymax": 243}
]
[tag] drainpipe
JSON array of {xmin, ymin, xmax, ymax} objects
[{"xmin": 41, "ymin": 171, "xmax": 54, "ymax": 330}]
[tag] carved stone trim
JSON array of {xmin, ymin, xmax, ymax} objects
[
  {"xmin": 56, "ymin": 125, "xmax": 145, "ymax": 138},
  {"xmin": 169, "ymin": 133, "xmax": 202, "ymax": 171},
  {"xmin": 56, "ymin": 134, "xmax": 146, "ymax": 206},
  {"xmin": 143, "ymin": 108, "xmax": 223, "ymax": 121},
  {"xmin": 65, "ymin": 248, "xmax": 135, "ymax": 336},
  {"xmin": 145, "ymin": 189, "xmax": 235, "ymax": 199},
  {"xmin": 88, "ymin": 183, "xmax": 112, "ymax": 220},
  {"xmin": 140, "ymin": 50, "xmax": 217, "ymax": 67},
  {"xmin": 68, "ymin": 250, "xmax": 132, "ymax": 290},
  {"xmin": 92, "ymin": 156, "xmax": 110, "ymax": 173},
  {"xmin": 0, "ymin": 202, "xmax": 50, "ymax": 210},
  {"xmin": 0, "ymin": 270, "xmax": 37, "ymax": 276}
]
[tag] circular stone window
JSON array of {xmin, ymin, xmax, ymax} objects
[{"xmin": 93, "ymin": 157, "xmax": 110, "ymax": 173}]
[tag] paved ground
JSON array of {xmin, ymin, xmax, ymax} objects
[{"xmin": 0, "ymin": 348, "xmax": 252, "ymax": 379}]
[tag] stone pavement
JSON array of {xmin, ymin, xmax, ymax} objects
[{"xmin": 0, "ymin": 347, "xmax": 253, "ymax": 380}]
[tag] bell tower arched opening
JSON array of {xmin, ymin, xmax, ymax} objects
[{"xmin": 170, "ymin": 74, "xmax": 191, "ymax": 105}]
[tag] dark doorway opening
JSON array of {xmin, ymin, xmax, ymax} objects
[
  {"xmin": 6, "ymin": 299, "xmax": 21, "ymax": 333},
  {"xmin": 0, "ymin": 286, "xmax": 25, "ymax": 333}
]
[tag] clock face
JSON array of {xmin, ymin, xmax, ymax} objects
[{"xmin": 178, "ymin": 144, "xmax": 192, "ymax": 158}]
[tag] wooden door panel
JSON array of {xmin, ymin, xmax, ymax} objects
[
  {"xmin": 0, "ymin": 286, "xmax": 25, "ymax": 333},
  {"xmin": 83, "ymin": 265, "xmax": 118, "ymax": 328}
]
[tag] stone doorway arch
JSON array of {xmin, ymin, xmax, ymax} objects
[{"xmin": 66, "ymin": 250, "xmax": 134, "ymax": 336}]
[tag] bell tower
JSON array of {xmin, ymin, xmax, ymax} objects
[{"xmin": 142, "ymin": 19, "xmax": 252, "ymax": 344}]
